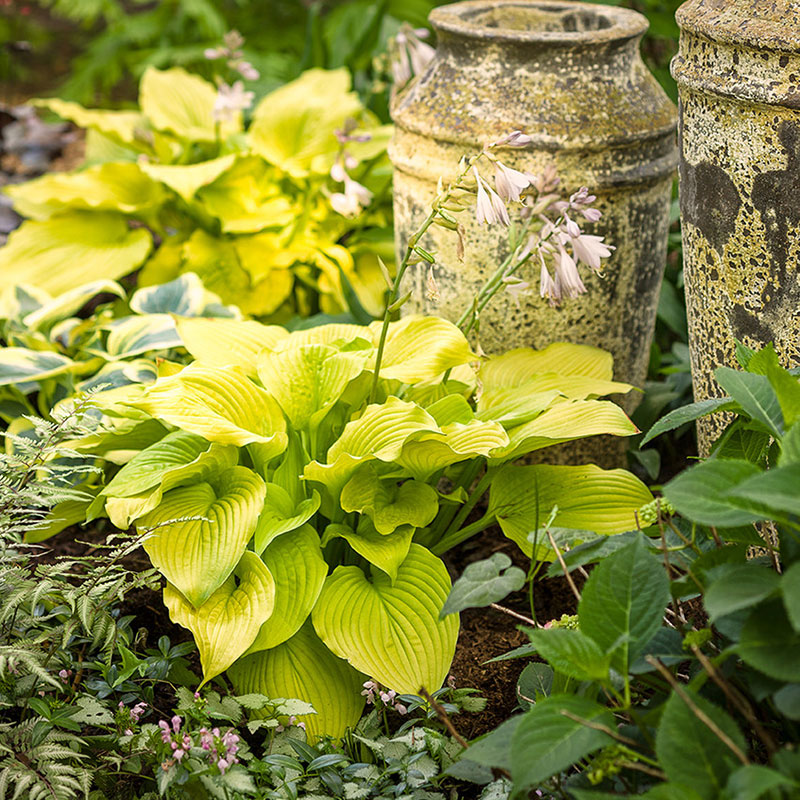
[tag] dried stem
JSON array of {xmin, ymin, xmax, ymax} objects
[{"xmin": 547, "ymin": 528, "xmax": 581, "ymax": 603}]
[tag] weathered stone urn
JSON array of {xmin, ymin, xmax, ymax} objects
[
  {"xmin": 672, "ymin": 0, "xmax": 800, "ymax": 452},
  {"xmin": 390, "ymin": 0, "xmax": 677, "ymax": 403}
]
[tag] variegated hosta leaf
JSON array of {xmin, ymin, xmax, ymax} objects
[
  {"xmin": 175, "ymin": 317, "xmax": 288, "ymax": 378},
  {"xmin": 103, "ymin": 314, "xmax": 183, "ymax": 359},
  {"xmin": 138, "ymin": 466, "xmax": 266, "ymax": 607},
  {"xmin": 480, "ymin": 342, "xmax": 616, "ymax": 390},
  {"xmin": 253, "ymin": 484, "xmax": 321, "ymax": 555},
  {"xmin": 22, "ymin": 280, "xmax": 126, "ymax": 329},
  {"xmin": 0, "ymin": 348, "xmax": 77, "ymax": 386},
  {"xmin": 93, "ymin": 431, "xmax": 238, "ymax": 528},
  {"xmin": 130, "ymin": 363, "xmax": 288, "ymax": 455},
  {"xmin": 139, "ymin": 67, "xmax": 218, "ymax": 141},
  {"xmin": 324, "ymin": 520, "xmax": 414, "ymax": 583},
  {"xmin": 340, "ymin": 465, "xmax": 438, "ymax": 535},
  {"xmin": 138, "ymin": 155, "xmax": 236, "ymax": 202},
  {"xmin": 396, "ymin": 419, "xmax": 509, "ymax": 481},
  {"xmin": 164, "ymin": 551, "xmax": 275, "ymax": 684},
  {"xmin": 5, "ymin": 162, "xmax": 165, "ymax": 220},
  {"xmin": 129, "ymin": 272, "xmax": 236, "ymax": 318},
  {"xmin": 249, "ymin": 68, "xmax": 364, "ymax": 177},
  {"xmin": 245, "ymin": 524, "xmax": 327, "ymax": 655},
  {"xmin": 77, "ymin": 359, "xmax": 158, "ymax": 394},
  {"xmin": 228, "ymin": 621, "xmax": 366, "ymax": 742},
  {"xmin": 302, "ymin": 398, "xmax": 439, "ymax": 499},
  {"xmin": 0, "ymin": 212, "xmax": 152, "ymax": 296},
  {"xmin": 257, "ymin": 343, "xmax": 367, "ymax": 430},
  {"xmin": 487, "ymin": 463, "xmax": 653, "ymax": 556},
  {"xmin": 490, "ymin": 400, "xmax": 639, "ymax": 462},
  {"xmin": 312, "ymin": 544, "xmax": 459, "ymax": 694},
  {"xmin": 368, "ymin": 316, "xmax": 476, "ymax": 384}
]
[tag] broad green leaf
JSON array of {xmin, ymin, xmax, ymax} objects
[
  {"xmin": 22, "ymin": 280, "xmax": 125, "ymax": 329},
  {"xmin": 664, "ymin": 460, "xmax": 765, "ymax": 527},
  {"xmin": 525, "ymin": 629, "xmax": 610, "ymax": 682},
  {"xmin": 491, "ymin": 399, "xmax": 638, "ymax": 460},
  {"xmin": 655, "ymin": 690, "xmax": 746, "ymax": 799},
  {"xmin": 303, "ymin": 398, "xmax": 439, "ymax": 498},
  {"xmin": 103, "ymin": 314, "xmax": 183, "ymax": 358},
  {"xmin": 324, "ymin": 520, "xmax": 414, "ymax": 582},
  {"xmin": 480, "ymin": 343, "xmax": 615, "ymax": 391},
  {"xmin": 426, "ymin": 394, "xmax": 474, "ymax": 426},
  {"xmin": 476, "ymin": 387, "xmax": 562, "ymax": 427},
  {"xmin": 773, "ymin": 684, "xmax": 800, "ymax": 720},
  {"xmin": 228, "ymin": 621, "xmax": 365, "ymax": 741},
  {"xmin": 139, "ymin": 155, "xmax": 236, "ymax": 201},
  {"xmin": 780, "ymin": 424, "xmax": 800, "ymax": 466},
  {"xmin": 738, "ymin": 599, "xmax": 800, "ymax": 681},
  {"xmin": 5, "ymin": 162, "xmax": 164, "ymax": 220},
  {"xmin": 369, "ymin": 316, "xmax": 476, "ymax": 384},
  {"xmin": 0, "ymin": 212, "xmax": 152, "ymax": 296},
  {"xmin": 488, "ymin": 464, "xmax": 653, "ymax": 556},
  {"xmin": 164, "ymin": 551, "xmax": 275, "ymax": 684},
  {"xmin": 257, "ymin": 343, "xmax": 367, "ymax": 429},
  {"xmin": 716, "ymin": 367, "xmax": 784, "ymax": 439},
  {"xmin": 130, "ymin": 363, "xmax": 287, "ymax": 453},
  {"xmin": 249, "ymin": 68, "xmax": 363, "ymax": 177},
  {"xmin": 510, "ymin": 695, "xmax": 615, "ymax": 791},
  {"xmin": 641, "ymin": 397, "xmax": 736, "ymax": 446},
  {"xmin": 458, "ymin": 716, "xmax": 522, "ymax": 772},
  {"xmin": 138, "ymin": 466, "xmax": 266, "ymax": 607},
  {"xmin": 252, "ymin": 484, "xmax": 321, "ymax": 555},
  {"xmin": 441, "ymin": 553, "xmax": 526, "ymax": 617},
  {"xmin": 784, "ymin": 563, "xmax": 800, "ymax": 632},
  {"xmin": 725, "ymin": 765, "xmax": 799, "ymax": 800},
  {"xmin": 245, "ymin": 525, "xmax": 327, "ymax": 655},
  {"xmin": 501, "ymin": 373, "xmax": 633, "ymax": 401},
  {"xmin": 312, "ymin": 544, "xmax": 458, "ymax": 694},
  {"xmin": 0, "ymin": 348, "xmax": 77, "ymax": 386},
  {"xmin": 32, "ymin": 97, "xmax": 144, "ymax": 144},
  {"xmin": 340, "ymin": 466, "xmax": 438, "ymax": 534},
  {"xmin": 396, "ymin": 419, "xmax": 509, "ymax": 480},
  {"xmin": 629, "ymin": 627, "xmax": 686, "ymax": 673},
  {"xmin": 175, "ymin": 317, "xmax": 288, "ymax": 378},
  {"xmin": 704, "ymin": 565, "xmax": 780, "ymax": 622},
  {"xmin": 725, "ymin": 464, "xmax": 800, "ymax": 518},
  {"xmin": 766, "ymin": 362, "xmax": 800, "ymax": 429},
  {"xmin": 639, "ymin": 786, "xmax": 704, "ymax": 800},
  {"xmin": 140, "ymin": 66, "xmax": 218, "ymax": 141},
  {"xmin": 578, "ymin": 535, "xmax": 670, "ymax": 674}
]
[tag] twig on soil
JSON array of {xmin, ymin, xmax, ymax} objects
[
  {"xmin": 489, "ymin": 603, "xmax": 538, "ymax": 627},
  {"xmin": 546, "ymin": 528, "xmax": 581, "ymax": 603}
]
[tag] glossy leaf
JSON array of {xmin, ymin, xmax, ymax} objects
[
  {"xmin": 325, "ymin": 520, "xmax": 414, "ymax": 583},
  {"xmin": 252, "ymin": 484, "xmax": 321, "ymax": 555}
]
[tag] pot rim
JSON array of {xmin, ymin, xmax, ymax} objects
[{"xmin": 429, "ymin": 0, "xmax": 647, "ymax": 45}]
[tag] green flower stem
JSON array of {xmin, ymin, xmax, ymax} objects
[{"xmin": 423, "ymin": 458, "xmax": 486, "ymax": 546}]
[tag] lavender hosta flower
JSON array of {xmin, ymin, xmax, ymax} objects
[
  {"xmin": 553, "ymin": 243, "xmax": 586, "ymax": 300},
  {"xmin": 502, "ymin": 276, "xmax": 533, "ymax": 309},
  {"xmin": 330, "ymin": 175, "xmax": 373, "ymax": 218},
  {"xmin": 493, "ymin": 161, "xmax": 531, "ymax": 203},
  {"xmin": 571, "ymin": 233, "xmax": 614, "ymax": 272},
  {"xmin": 473, "ymin": 168, "xmax": 510, "ymax": 226},
  {"xmin": 236, "ymin": 61, "xmax": 260, "ymax": 81},
  {"xmin": 426, "ymin": 266, "xmax": 441, "ymax": 303},
  {"xmin": 212, "ymin": 81, "xmax": 254, "ymax": 123},
  {"xmin": 392, "ymin": 25, "xmax": 435, "ymax": 84},
  {"xmin": 490, "ymin": 130, "xmax": 533, "ymax": 148}
]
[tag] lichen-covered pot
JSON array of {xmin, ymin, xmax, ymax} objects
[
  {"xmin": 390, "ymin": 0, "xmax": 677, "ymax": 406},
  {"xmin": 672, "ymin": 0, "xmax": 800, "ymax": 453}
]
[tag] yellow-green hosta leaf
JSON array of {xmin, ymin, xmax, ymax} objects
[
  {"xmin": 139, "ymin": 155, "xmax": 236, "ymax": 202},
  {"xmin": 84, "ymin": 128, "xmax": 139, "ymax": 165},
  {"xmin": 303, "ymin": 398, "xmax": 439, "ymax": 499},
  {"xmin": 139, "ymin": 66, "xmax": 217, "ymax": 141},
  {"xmin": 487, "ymin": 463, "xmax": 653, "ymax": 556},
  {"xmin": 396, "ymin": 419, "xmax": 509, "ymax": 481},
  {"xmin": 426, "ymin": 394, "xmax": 474, "ymax": 426},
  {"xmin": 175, "ymin": 317, "xmax": 288, "ymax": 378},
  {"xmin": 5, "ymin": 162, "xmax": 165, "ymax": 220},
  {"xmin": 340, "ymin": 466, "xmax": 438, "ymax": 534},
  {"xmin": 257, "ymin": 343, "xmax": 367, "ymax": 430},
  {"xmin": 509, "ymin": 374, "xmax": 634, "ymax": 401},
  {"xmin": 103, "ymin": 314, "xmax": 183, "ymax": 359},
  {"xmin": 228, "ymin": 621, "xmax": 365, "ymax": 742},
  {"xmin": 313, "ymin": 544, "xmax": 459, "ymax": 694},
  {"xmin": 404, "ymin": 363, "xmax": 477, "ymax": 407},
  {"xmin": 480, "ymin": 343, "xmax": 616, "ymax": 391},
  {"xmin": 476, "ymin": 388, "xmax": 562, "ymax": 427},
  {"xmin": 131, "ymin": 363, "xmax": 287, "ymax": 453},
  {"xmin": 253, "ymin": 484, "xmax": 321, "ymax": 555},
  {"xmin": 165, "ymin": 551, "xmax": 275, "ymax": 684},
  {"xmin": 245, "ymin": 525, "xmax": 327, "ymax": 655},
  {"xmin": 0, "ymin": 348, "xmax": 77, "ymax": 386},
  {"xmin": 138, "ymin": 465, "xmax": 266, "ymax": 607},
  {"xmin": 369, "ymin": 316, "xmax": 477, "ymax": 384},
  {"xmin": 22, "ymin": 280, "xmax": 126, "ymax": 330},
  {"xmin": 249, "ymin": 68, "xmax": 363, "ymax": 177},
  {"xmin": 272, "ymin": 323, "xmax": 371, "ymax": 352},
  {"xmin": 67, "ymin": 417, "xmax": 168, "ymax": 465},
  {"xmin": 32, "ymin": 98, "xmax": 144, "ymax": 145},
  {"xmin": 491, "ymin": 400, "xmax": 639, "ymax": 461},
  {"xmin": 324, "ymin": 521, "xmax": 414, "ymax": 583},
  {"xmin": 0, "ymin": 212, "xmax": 152, "ymax": 296}
]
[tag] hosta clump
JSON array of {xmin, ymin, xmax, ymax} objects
[{"xmin": 82, "ymin": 314, "xmax": 652, "ymax": 740}]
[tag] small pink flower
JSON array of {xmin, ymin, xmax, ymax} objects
[
  {"xmin": 553, "ymin": 243, "xmax": 586, "ymax": 300},
  {"xmin": 395, "ymin": 704, "xmax": 408, "ymax": 715},
  {"xmin": 124, "ymin": 728, "xmax": 133, "ymax": 736},
  {"xmin": 171, "ymin": 715, "xmax": 182, "ymax": 734},
  {"xmin": 570, "ymin": 233, "xmax": 614, "ymax": 272},
  {"xmin": 474, "ymin": 168, "xmax": 509, "ymax": 226},
  {"xmin": 491, "ymin": 130, "xmax": 533, "ymax": 148},
  {"xmin": 174, "ymin": 748, "xmax": 185, "ymax": 761},
  {"xmin": 493, "ymin": 161, "xmax": 531, "ymax": 203}
]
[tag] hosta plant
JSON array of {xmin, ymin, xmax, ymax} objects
[
  {"xmin": 0, "ymin": 65, "xmax": 392, "ymax": 321},
  {"xmin": 75, "ymin": 313, "xmax": 652, "ymax": 741}
]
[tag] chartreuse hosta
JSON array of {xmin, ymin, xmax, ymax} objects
[{"xmin": 84, "ymin": 315, "xmax": 652, "ymax": 740}]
